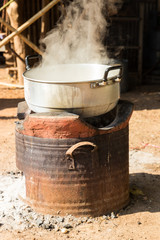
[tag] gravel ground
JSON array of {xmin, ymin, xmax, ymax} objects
[
  {"xmin": 0, "ymin": 150, "xmax": 159, "ymax": 234},
  {"xmin": 0, "ymin": 173, "xmax": 117, "ymax": 233}
]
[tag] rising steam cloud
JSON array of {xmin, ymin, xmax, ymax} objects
[
  {"xmin": 28, "ymin": 0, "xmax": 124, "ymax": 80},
  {"xmin": 41, "ymin": 0, "xmax": 109, "ymax": 66}
]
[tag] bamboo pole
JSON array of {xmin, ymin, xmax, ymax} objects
[
  {"xmin": 0, "ymin": 0, "xmax": 14, "ymax": 12},
  {"xmin": 26, "ymin": 0, "xmax": 31, "ymax": 46},
  {"xmin": 0, "ymin": 0, "xmax": 61, "ymax": 48},
  {"xmin": 0, "ymin": 17, "xmax": 43, "ymax": 55},
  {"xmin": 32, "ymin": 0, "xmax": 37, "ymax": 46},
  {"xmin": 0, "ymin": 81, "xmax": 24, "ymax": 88},
  {"xmin": 41, "ymin": 0, "xmax": 50, "ymax": 38},
  {"xmin": 8, "ymin": 45, "xmax": 25, "ymax": 62}
]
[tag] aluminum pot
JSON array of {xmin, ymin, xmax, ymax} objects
[{"xmin": 23, "ymin": 55, "xmax": 122, "ymax": 118}]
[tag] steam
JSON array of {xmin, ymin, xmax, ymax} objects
[
  {"xmin": 41, "ymin": 0, "xmax": 108, "ymax": 66},
  {"xmin": 27, "ymin": 0, "xmax": 124, "ymax": 81}
]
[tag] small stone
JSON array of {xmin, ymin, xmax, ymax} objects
[
  {"xmin": 87, "ymin": 218, "xmax": 93, "ymax": 223},
  {"xmin": 27, "ymin": 215, "xmax": 34, "ymax": 221},
  {"xmin": 102, "ymin": 215, "xmax": 109, "ymax": 220},
  {"xmin": 43, "ymin": 219, "xmax": 50, "ymax": 225},
  {"xmin": 63, "ymin": 224, "xmax": 73, "ymax": 229},
  {"xmin": 61, "ymin": 228, "xmax": 69, "ymax": 234},
  {"xmin": 75, "ymin": 219, "xmax": 83, "ymax": 226},
  {"xmin": 56, "ymin": 216, "xmax": 64, "ymax": 223},
  {"xmin": 42, "ymin": 223, "xmax": 50, "ymax": 229},
  {"xmin": 28, "ymin": 223, "xmax": 36, "ymax": 229},
  {"xmin": 0, "ymin": 190, "xmax": 3, "ymax": 194},
  {"xmin": 111, "ymin": 212, "xmax": 116, "ymax": 219},
  {"xmin": 54, "ymin": 225, "xmax": 59, "ymax": 232},
  {"xmin": 138, "ymin": 221, "xmax": 142, "ymax": 225},
  {"xmin": 81, "ymin": 217, "xmax": 88, "ymax": 223},
  {"xmin": 44, "ymin": 214, "xmax": 51, "ymax": 221},
  {"xmin": 49, "ymin": 218, "xmax": 57, "ymax": 225},
  {"xmin": 0, "ymin": 195, "xmax": 4, "ymax": 200},
  {"xmin": 35, "ymin": 218, "xmax": 43, "ymax": 226},
  {"xmin": 27, "ymin": 208, "xmax": 32, "ymax": 213},
  {"xmin": 66, "ymin": 214, "xmax": 73, "ymax": 221}
]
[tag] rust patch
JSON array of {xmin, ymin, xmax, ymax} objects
[
  {"xmin": 16, "ymin": 101, "xmax": 133, "ymax": 139},
  {"xmin": 18, "ymin": 116, "xmax": 98, "ymax": 139}
]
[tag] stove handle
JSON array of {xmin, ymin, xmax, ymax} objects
[
  {"xmin": 25, "ymin": 54, "xmax": 42, "ymax": 70},
  {"xmin": 65, "ymin": 141, "xmax": 97, "ymax": 170},
  {"xmin": 103, "ymin": 64, "xmax": 122, "ymax": 83}
]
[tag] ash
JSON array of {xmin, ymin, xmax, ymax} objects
[
  {"xmin": 1, "ymin": 151, "xmax": 158, "ymax": 232},
  {"xmin": 0, "ymin": 173, "xmax": 102, "ymax": 232}
]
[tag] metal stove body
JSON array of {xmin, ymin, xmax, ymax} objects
[{"xmin": 15, "ymin": 100, "xmax": 133, "ymax": 217}]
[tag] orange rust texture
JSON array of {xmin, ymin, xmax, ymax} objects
[
  {"xmin": 19, "ymin": 116, "xmax": 98, "ymax": 139},
  {"xmin": 24, "ymin": 169, "xmax": 129, "ymax": 217},
  {"xmin": 17, "ymin": 114, "xmax": 132, "ymax": 139}
]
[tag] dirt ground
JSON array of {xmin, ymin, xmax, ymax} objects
[{"xmin": 0, "ymin": 67, "xmax": 160, "ymax": 239}]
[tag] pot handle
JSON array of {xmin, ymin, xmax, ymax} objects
[
  {"xmin": 65, "ymin": 141, "xmax": 97, "ymax": 170},
  {"xmin": 103, "ymin": 64, "xmax": 122, "ymax": 83},
  {"xmin": 90, "ymin": 64, "xmax": 122, "ymax": 88},
  {"xmin": 25, "ymin": 54, "xmax": 42, "ymax": 70}
]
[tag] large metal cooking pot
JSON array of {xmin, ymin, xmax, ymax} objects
[{"xmin": 23, "ymin": 55, "xmax": 122, "ymax": 118}]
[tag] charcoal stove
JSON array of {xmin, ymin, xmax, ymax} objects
[{"xmin": 15, "ymin": 100, "xmax": 133, "ymax": 217}]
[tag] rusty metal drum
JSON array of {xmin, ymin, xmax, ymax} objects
[{"xmin": 16, "ymin": 100, "xmax": 133, "ymax": 217}]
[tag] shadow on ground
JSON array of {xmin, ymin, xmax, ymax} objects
[
  {"xmin": 121, "ymin": 85, "xmax": 160, "ymax": 111},
  {"xmin": 121, "ymin": 172, "xmax": 160, "ymax": 215},
  {"xmin": 0, "ymin": 98, "xmax": 24, "ymax": 111}
]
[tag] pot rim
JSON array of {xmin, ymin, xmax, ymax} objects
[
  {"xmin": 23, "ymin": 63, "xmax": 120, "ymax": 84},
  {"xmin": 23, "ymin": 72, "xmax": 105, "ymax": 84}
]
